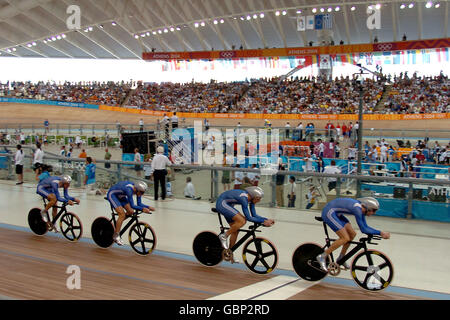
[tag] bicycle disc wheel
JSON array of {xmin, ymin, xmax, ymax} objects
[
  {"xmin": 292, "ymin": 243, "xmax": 328, "ymax": 281},
  {"xmin": 192, "ymin": 231, "xmax": 223, "ymax": 267},
  {"xmin": 28, "ymin": 208, "xmax": 48, "ymax": 236},
  {"xmin": 128, "ymin": 222, "xmax": 157, "ymax": 256},
  {"xmin": 91, "ymin": 217, "xmax": 114, "ymax": 248},
  {"xmin": 242, "ymin": 237, "xmax": 278, "ymax": 274},
  {"xmin": 351, "ymin": 249, "xmax": 394, "ymax": 291},
  {"xmin": 60, "ymin": 212, "xmax": 83, "ymax": 241}
]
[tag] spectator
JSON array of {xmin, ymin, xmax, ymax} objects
[
  {"xmin": 134, "ymin": 148, "xmax": 143, "ymax": 177},
  {"xmin": 335, "ymin": 142, "xmax": 341, "ymax": 159},
  {"xmin": 143, "ymin": 155, "xmax": 152, "ymax": 180},
  {"xmin": 171, "ymin": 112, "xmax": 179, "ymax": 129},
  {"xmin": 306, "ymin": 186, "xmax": 319, "ymax": 209},
  {"xmin": 304, "ymin": 153, "xmax": 315, "ymax": 173},
  {"xmin": 104, "ymin": 148, "xmax": 112, "ymax": 168},
  {"xmin": 184, "ymin": 177, "xmax": 201, "ymax": 200},
  {"xmin": 287, "ymin": 176, "xmax": 296, "ymax": 208},
  {"xmin": 75, "ymin": 135, "xmax": 82, "ymax": 148},
  {"xmin": 15, "ymin": 145, "xmax": 24, "ymax": 185},
  {"xmin": 247, "ymin": 163, "xmax": 260, "ymax": 186},
  {"xmin": 78, "ymin": 149, "xmax": 87, "ymax": 158},
  {"xmin": 275, "ymin": 164, "xmax": 286, "ymax": 207},
  {"xmin": 232, "ymin": 164, "xmax": 244, "ymax": 189},
  {"xmin": 33, "ymin": 142, "xmax": 44, "ymax": 179},
  {"xmin": 37, "ymin": 164, "xmax": 52, "ymax": 182},
  {"xmin": 317, "ymin": 156, "xmax": 325, "ymax": 173},
  {"xmin": 84, "ymin": 157, "xmax": 97, "ymax": 195},
  {"xmin": 139, "ymin": 118, "xmax": 144, "ymax": 132},
  {"xmin": 240, "ymin": 176, "xmax": 253, "ymax": 190},
  {"xmin": 151, "ymin": 146, "xmax": 172, "ymax": 201},
  {"xmin": 323, "ymin": 160, "xmax": 341, "ymax": 191},
  {"xmin": 44, "ymin": 119, "xmax": 49, "ymax": 133}
]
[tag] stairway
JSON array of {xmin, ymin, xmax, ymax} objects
[{"xmin": 373, "ymin": 84, "xmax": 392, "ymax": 112}]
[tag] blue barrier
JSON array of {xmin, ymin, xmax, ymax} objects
[
  {"xmin": 412, "ymin": 201, "xmax": 450, "ymax": 222},
  {"xmin": 0, "ymin": 97, "xmax": 99, "ymax": 109},
  {"xmin": 0, "ymin": 151, "xmax": 8, "ymax": 169},
  {"xmin": 376, "ymin": 198, "xmax": 408, "ymax": 218}
]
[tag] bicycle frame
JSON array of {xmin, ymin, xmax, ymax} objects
[
  {"xmin": 42, "ymin": 198, "xmax": 67, "ymax": 224},
  {"xmin": 320, "ymin": 219, "xmax": 373, "ymax": 266},
  {"xmin": 217, "ymin": 213, "xmax": 261, "ymax": 253},
  {"xmin": 108, "ymin": 202, "xmax": 141, "ymax": 237}
]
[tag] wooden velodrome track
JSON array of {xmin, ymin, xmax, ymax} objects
[
  {"xmin": 0, "ymin": 102, "xmax": 449, "ymax": 301},
  {"xmin": 1, "ymin": 102, "xmax": 450, "ymax": 132}
]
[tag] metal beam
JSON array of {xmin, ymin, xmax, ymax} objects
[
  {"xmin": 24, "ymin": 10, "xmax": 98, "ymax": 58},
  {"xmin": 269, "ymin": 0, "xmax": 287, "ymax": 47},
  {"xmin": 234, "ymin": 0, "xmax": 265, "ymax": 48},
  {"xmin": 445, "ymin": 1, "xmax": 449, "ymax": 38},
  {"xmin": 145, "ymin": 0, "xmax": 194, "ymax": 51},
  {"xmin": 202, "ymin": 0, "xmax": 231, "ymax": 50},
  {"xmin": 391, "ymin": 2, "xmax": 398, "ymax": 41},
  {"xmin": 417, "ymin": 2, "xmax": 423, "ymax": 40},
  {"xmin": 220, "ymin": 0, "xmax": 250, "ymax": 49}
]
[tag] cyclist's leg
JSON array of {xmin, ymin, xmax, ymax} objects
[
  {"xmin": 228, "ymin": 213, "xmax": 246, "ymax": 249},
  {"xmin": 338, "ymin": 222, "xmax": 356, "ymax": 257}
]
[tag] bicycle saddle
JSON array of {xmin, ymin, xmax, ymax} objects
[
  {"xmin": 315, "ymin": 216, "xmax": 323, "ymax": 222},
  {"xmin": 211, "ymin": 208, "xmax": 218, "ymax": 213}
]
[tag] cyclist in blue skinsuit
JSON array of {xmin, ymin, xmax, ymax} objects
[
  {"xmin": 316, "ymin": 197, "xmax": 391, "ymax": 272},
  {"xmin": 106, "ymin": 181, "xmax": 155, "ymax": 245},
  {"xmin": 216, "ymin": 186, "xmax": 275, "ymax": 252},
  {"xmin": 36, "ymin": 175, "xmax": 80, "ymax": 231}
]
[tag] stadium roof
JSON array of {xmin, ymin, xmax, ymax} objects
[{"xmin": 0, "ymin": 0, "xmax": 448, "ymax": 59}]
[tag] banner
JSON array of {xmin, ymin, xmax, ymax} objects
[
  {"xmin": 306, "ymin": 16, "xmax": 315, "ymax": 30},
  {"xmin": 297, "ymin": 16, "xmax": 306, "ymax": 31},
  {"xmin": 143, "ymin": 38, "xmax": 450, "ymax": 61}
]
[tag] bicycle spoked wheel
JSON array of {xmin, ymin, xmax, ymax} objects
[
  {"xmin": 192, "ymin": 231, "xmax": 223, "ymax": 267},
  {"xmin": 128, "ymin": 222, "xmax": 157, "ymax": 255},
  {"xmin": 59, "ymin": 212, "xmax": 83, "ymax": 241},
  {"xmin": 291, "ymin": 243, "xmax": 329, "ymax": 281},
  {"xmin": 242, "ymin": 237, "xmax": 278, "ymax": 274},
  {"xmin": 351, "ymin": 249, "xmax": 394, "ymax": 291}
]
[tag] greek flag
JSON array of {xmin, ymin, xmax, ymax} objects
[{"xmin": 323, "ymin": 14, "xmax": 332, "ymax": 29}]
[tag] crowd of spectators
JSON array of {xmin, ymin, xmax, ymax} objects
[
  {"xmin": 0, "ymin": 73, "xmax": 448, "ymax": 114},
  {"xmin": 382, "ymin": 72, "xmax": 449, "ymax": 114}
]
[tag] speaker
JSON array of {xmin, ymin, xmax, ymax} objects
[
  {"xmin": 413, "ymin": 189, "xmax": 423, "ymax": 200},
  {"xmin": 122, "ymin": 131, "xmax": 155, "ymax": 154},
  {"xmin": 393, "ymin": 187, "xmax": 406, "ymax": 199},
  {"xmin": 428, "ymin": 187, "xmax": 447, "ymax": 202}
]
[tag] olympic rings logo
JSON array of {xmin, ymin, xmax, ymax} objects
[
  {"xmin": 375, "ymin": 43, "xmax": 393, "ymax": 51},
  {"xmin": 220, "ymin": 51, "xmax": 236, "ymax": 58}
]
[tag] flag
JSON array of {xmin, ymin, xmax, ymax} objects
[
  {"xmin": 393, "ymin": 51, "xmax": 400, "ymax": 64},
  {"xmin": 297, "ymin": 16, "xmax": 306, "ymax": 31},
  {"xmin": 319, "ymin": 55, "xmax": 331, "ymax": 69},
  {"xmin": 323, "ymin": 13, "xmax": 333, "ymax": 29},
  {"xmin": 314, "ymin": 14, "xmax": 323, "ymax": 30},
  {"xmin": 306, "ymin": 16, "xmax": 314, "ymax": 30}
]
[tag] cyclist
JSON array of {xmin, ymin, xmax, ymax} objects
[
  {"xmin": 216, "ymin": 186, "xmax": 275, "ymax": 254},
  {"xmin": 316, "ymin": 197, "xmax": 390, "ymax": 272},
  {"xmin": 106, "ymin": 181, "xmax": 155, "ymax": 245},
  {"xmin": 36, "ymin": 175, "xmax": 80, "ymax": 231}
]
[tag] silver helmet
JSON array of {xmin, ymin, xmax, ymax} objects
[
  {"xmin": 60, "ymin": 175, "xmax": 72, "ymax": 184},
  {"xmin": 357, "ymin": 197, "xmax": 380, "ymax": 211},
  {"xmin": 135, "ymin": 181, "xmax": 148, "ymax": 193},
  {"xmin": 245, "ymin": 186, "xmax": 264, "ymax": 199}
]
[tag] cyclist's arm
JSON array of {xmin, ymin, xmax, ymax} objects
[
  {"xmin": 136, "ymin": 196, "xmax": 149, "ymax": 210},
  {"xmin": 354, "ymin": 208, "xmax": 381, "ymax": 235},
  {"xmin": 52, "ymin": 182, "xmax": 67, "ymax": 203},
  {"xmin": 63, "ymin": 187, "xmax": 76, "ymax": 202},
  {"xmin": 126, "ymin": 187, "xmax": 146, "ymax": 211},
  {"xmin": 239, "ymin": 196, "xmax": 266, "ymax": 224}
]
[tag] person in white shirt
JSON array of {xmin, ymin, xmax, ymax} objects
[
  {"xmin": 285, "ymin": 122, "xmax": 291, "ymax": 139},
  {"xmin": 171, "ymin": 112, "xmax": 179, "ymax": 129},
  {"xmin": 347, "ymin": 145, "xmax": 357, "ymax": 161},
  {"xmin": 297, "ymin": 122, "xmax": 304, "ymax": 141},
  {"xmin": 15, "ymin": 145, "xmax": 24, "ymax": 185},
  {"xmin": 139, "ymin": 118, "xmax": 144, "ymax": 132},
  {"xmin": 247, "ymin": 163, "xmax": 260, "ymax": 186},
  {"xmin": 380, "ymin": 144, "xmax": 388, "ymax": 163},
  {"xmin": 304, "ymin": 153, "xmax": 315, "ymax": 172},
  {"xmin": 151, "ymin": 146, "xmax": 172, "ymax": 200},
  {"xmin": 233, "ymin": 164, "xmax": 244, "ymax": 189},
  {"xmin": 75, "ymin": 135, "xmax": 82, "ymax": 148},
  {"xmin": 287, "ymin": 176, "xmax": 297, "ymax": 207},
  {"xmin": 184, "ymin": 177, "xmax": 201, "ymax": 200},
  {"xmin": 317, "ymin": 139, "xmax": 325, "ymax": 158},
  {"xmin": 134, "ymin": 148, "xmax": 142, "ymax": 177},
  {"xmin": 20, "ymin": 133, "xmax": 25, "ymax": 145},
  {"xmin": 323, "ymin": 160, "xmax": 341, "ymax": 191},
  {"xmin": 33, "ymin": 142, "xmax": 44, "ymax": 178}
]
